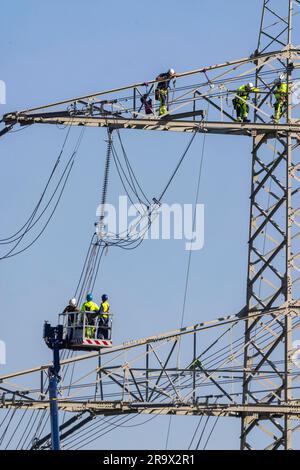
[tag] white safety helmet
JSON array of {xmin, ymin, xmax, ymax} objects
[
  {"xmin": 69, "ymin": 297, "xmax": 77, "ymax": 307},
  {"xmin": 274, "ymin": 78, "xmax": 282, "ymax": 85},
  {"xmin": 247, "ymin": 82, "xmax": 254, "ymax": 89},
  {"xmin": 168, "ymin": 68, "xmax": 175, "ymax": 76}
]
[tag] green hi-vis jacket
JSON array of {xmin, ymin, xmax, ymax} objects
[
  {"xmin": 237, "ymin": 84, "xmax": 259, "ymax": 100},
  {"xmin": 274, "ymin": 83, "xmax": 288, "ymax": 101},
  {"xmin": 81, "ymin": 300, "xmax": 99, "ymax": 312}
]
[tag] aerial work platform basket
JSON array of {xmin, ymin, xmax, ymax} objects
[{"xmin": 59, "ymin": 311, "xmax": 113, "ymax": 351}]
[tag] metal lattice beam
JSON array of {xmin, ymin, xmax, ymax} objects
[
  {"xmin": 2, "ymin": 0, "xmax": 300, "ymax": 451},
  {"xmin": 241, "ymin": 0, "xmax": 300, "ymax": 450},
  {"xmin": 3, "ymin": 112, "xmax": 300, "ymax": 136}
]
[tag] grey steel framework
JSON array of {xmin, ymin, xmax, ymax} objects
[
  {"xmin": 2, "ymin": 308, "xmax": 300, "ymax": 450},
  {"xmin": 1, "ymin": 0, "xmax": 300, "ymax": 451},
  {"xmin": 242, "ymin": 0, "xmax": 300, "ymax": 450}
]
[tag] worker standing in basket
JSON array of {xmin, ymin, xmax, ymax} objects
[
  {"xmin": 81, "ymin": 293, "xmax": 99, "ymax": 339},
  {"xmin": 96, "ymin": 294, "xmax": 110, "ymax": 339},
  {"xmin": 63, "ymin": 297, "xmax": 80, "ymax": 318},
  {"xmin": 63, "ymin": 298, "xmax": 80, "ymax": 340}
]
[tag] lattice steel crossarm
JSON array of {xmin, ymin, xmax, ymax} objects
[
  {"xmin": 2, "ymin": 46, "xmax": 300, "ymax": 138},
  {"xmin": 3, "ymin": 400, "xmax": 300, "ymax": 419},
  {"xmin": 3, "ymin": 111, "xmax": 300, "ymax": 136},
  {"xmin": 1, "ymin": 307, "xmax": 300, "ymax": 449},
  {"xmin": 2, "ymin": 0, "xmax": 300, "ymax": 452}
]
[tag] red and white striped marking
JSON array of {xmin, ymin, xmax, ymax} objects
[{"xmin": 82, "ymin": 339, "xmax": 112, "ymax": 347}]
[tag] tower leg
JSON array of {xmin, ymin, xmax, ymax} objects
[{"xmin": 241, "ymin": 0, "xmax": 299, "ymax": 450}]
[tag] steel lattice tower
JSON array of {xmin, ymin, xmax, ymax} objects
[
  {"xmin": 2, "ymin": 0, "xmax": 300, "ymax": 451},
  {"xmin": 241, "ymin": 0, "xmax": 300, "ymax": 450}
]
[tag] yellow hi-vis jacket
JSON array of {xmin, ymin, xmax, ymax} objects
[
  {"xmin": 99, "ymin": 300, "xmax": 110, "ymax": 319},
  {"xmin": 237, "ymin": 84, "xmax": 259, "ymax": 100},
  {"xmin": 274, "ymin": 83, "xmax": 288, "ymax": 101},
  {"xmin": 81, "ymin": 300, "xmax": 99, "ymax": 312}
]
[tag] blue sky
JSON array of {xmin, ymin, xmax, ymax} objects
[{"xmin": 0, "ymin": 0, "xmax": 290, "ymax": 450}]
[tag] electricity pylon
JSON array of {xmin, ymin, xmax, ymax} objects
[
  {"xmin": 241, "ymin": 0, "xmax": 300, "ymax": 450},
  {"xmin": 1, "ymin": 0, "xmax": 300, "ymax": 451}
]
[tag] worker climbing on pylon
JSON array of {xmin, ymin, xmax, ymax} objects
[
  {"xmin": 233, "ymin": 82, "xmax": 260, "ymax": 122},
  {"xmin": 272, "ymin": 78, "xmax": 288, "ymax": 122},
  {"xmin": 96, "ymin": 294, "xmax": 110, "ymax": 339},
  {"xmin": 81, "ymin": 293, "xmax": 99, "ymax": 339},
  {"xmin": 155, "ymin": 68, "xmax": 176, "ymax": 116}
]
